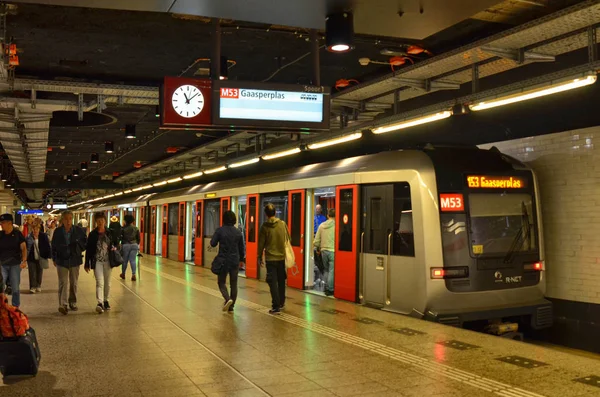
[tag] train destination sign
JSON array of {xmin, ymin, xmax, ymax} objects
[
  {"xmin": 467, "ymin": 175, "xmax": 526, "ymax": 189},
  {"xmin": 213, "ymin": 81, "xmax": 330, "ymax": 130}
]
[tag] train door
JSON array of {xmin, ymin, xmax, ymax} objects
[
  {"xmin": 150, "ymin": 206, "xmax": 156, "ymax": 255},
  {"xmin": 245, "ymin": 194, "xmax": 259, "ymax": 279},
  {"xmin": 235, "ymin": 196, "xmax": 247, "ymax": 276},
  {"xmin": 161, "ymin": 204, "xmax": 168, "ymax": 258},
  {"xmin": 178, "ymin": 202, "xmax": 185, "ymax": 262},
  {"xmin": 220, "ymin": 197, "xmax": 231, "ymax": 224},
  {"xmin": 361, "ymin": 183, "xmax": 416, "ymax": 313},
  {"xmin": 185, "ymin": 202, "xmax": 193, "ymax": 262},
  {"xmin": 287, "ymin": 190, "xmax": 305, "ymax": 289},
  {"xmin": 335, "ymin": 185, "xmax": 359, "ymax": 302},
  {"xmin": 194, "ymin": 200, "xmax": 203, "ymax": 266},
  {"xmin": 203, "ymin": 200, "xmax": 221, "ymax": 267},
  {"xmin": 139, "ymin": 207, "xmax": 145, "ymax": 253}
]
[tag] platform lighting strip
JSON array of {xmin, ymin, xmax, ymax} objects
[
  {"xmin": 152, "ymin": 181, "xmax": 167, "ymax": 187},
  {"xmin": 132, "ymin": 187, "xmax": 143, "ymax": 192},
  {"xmin": 167, "ymin": 177, "xmax": 182, "ymax": 184},
  {"xmin": 230, "ymin": 157, "xmax": 260, "ymax": 168},
  {"xmin": 372, "ymin": 111, "xmax": 452, "ymax": 134},
  {"xmin": 308, "ymin": 132, "xmax": 363, "ymax": 150},
  {"xmin": 183, "ymin": 171, "xmax": 203, "ymax": 180},
  {"xmin": 262, "ymin": 147, "xmax": 302, "ymax": 160},
  {"xmin": 205, "ymin": 165, "xmax": 227, "ymax": 174},
  {"xmin": 470, "ymin": 74, "xmax": 597, "ymax": 111}
]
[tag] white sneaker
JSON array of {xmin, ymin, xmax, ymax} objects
[
  {"xmin": 35, "ymin": 287, "xmax": 41, "ymax": 293},
  {"xmin": 29, "ymin": 289, "xmax": 36, "ymax": 294},
  {"xmin": 223, "ymin": 299, "xmax": 233, "ymax": 312},
  {"xmin": 96, "ymin": 303, "xmax": 104, "ymax": 314}
]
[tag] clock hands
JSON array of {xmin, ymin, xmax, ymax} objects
[
  {"xmin": 188, "ymin": 92, "xmax": 200, "ymax": 102},
  {"xmin": 183, "ymin": 93, "xmax": 190, "ymax": 104}
]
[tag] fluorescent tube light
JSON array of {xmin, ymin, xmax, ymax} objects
[
  {"xmin": 141, "ymin": 185, "xmax": 153, "ymax": 190},
  {"xmin": 262, "ymin": 147, "xmax": 301, "ymax": 160},
  {"xmin": 124, "ymin": 190, "xmax": 132, "ymax": 194},
  {"xmin": 230, "ymin": 157, "xmax": 260, "ymax": 168},
  {"xmin": 132, "ymin": 187, "xmax": 143, "ymax": 192},
  {"xmin": 372, "ymin": 111, "xmax": 452, "ymax": 134},
  {"xmin": 205, "ymin": 166, "xmax": 227, "ymax": 174},
  {"xmin": 183, "ymin": 171, "xmax": 203, "ymax": 180},
  {"xmin": 167, "ymin": 177, "xmax": 182, "ymax": 184},
  {"xmin": 308, "ymin": 132, "xmax": 362, "ymax": 150},
  {"xmin": 152, "ymin": 181, "xmax": 167, "ymax": 187},
  {"xmin": 114, "ymin": 192, "xmax": 123, "ymax": 196},
  {"xmin": 470, "ymin": 74, "xmax": 597, "ymax": 111}
]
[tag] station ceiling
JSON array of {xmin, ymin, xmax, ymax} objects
[{"xmin": 0, "ymin": 0, "xmax": 589, "ymax": 207}]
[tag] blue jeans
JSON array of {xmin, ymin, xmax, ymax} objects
[
  {"xmin": 1, "ymin": 265, "xmax": 22, "ymax": 307},
  {"xmin": 121, "ymin": 243, "xmax": 139, "ymax": 276},
  {"xmin": 321, "ymin": 250, "xmax": 334, "ymax": 293}
]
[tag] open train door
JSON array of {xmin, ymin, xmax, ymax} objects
[
  {"xmin": 220, "ymin": 197, "xmax": 231, "ymax": 224},
  {"xmin": 178, "ymin": 202, "xmax": 185, "ymax": 262},
  {"xmin": 139, "ymin": 207, "xmax": 146, "ymax": 253},
  {"xmin": 194, "ymin": 200, "xmax": 204, "ymax": 266},
  {"xmin": 161, "ymin": 204, "xmax": 168, "ymax": 258},
  {"xmin": 245, "ymin": 194, "xmax": 259, "ymax": 279},
  {"xmin": 335, "ymin": 185, "xmax": 359, "ymax": 302},
  {"xmin": 287, "ymin": 190, "xmax": 305, "ymax": 289},
  {"xmin": 150, "ymin": 206, "xmax": 157, "ymax": 255}
]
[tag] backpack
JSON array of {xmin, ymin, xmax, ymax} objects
[{"xmin": 0, "ymin": 293, "xmax": 29, "ymax": 339}]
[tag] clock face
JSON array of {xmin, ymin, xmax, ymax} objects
[{"xmin": 172, "ymin": 84, "xmax": 205, "ymax": 118}]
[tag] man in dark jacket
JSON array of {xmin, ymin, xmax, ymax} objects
[
  {"xmin": 258, "ymin": 204, "xmax": 290, "ymax": 315},
  {"xmin": 52, "ymin": 210, "xmax": 87, "ymax": 315}
]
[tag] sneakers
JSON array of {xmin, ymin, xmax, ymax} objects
[
  {"xmin": 58, "ymin": 306, "xmax": 68, "ymax": 315},
  {"xmin": 280, "ymin": 305, "xmax": 285, "ymax": 310},
  {"xmin": 269, "ymin": 308, "xmax": 281, "ymax": 315},
  {"xmin": 35, "ymin": 287, "xmax": 41, "ymax": 293},
  {"xmin": 96, "ymin": 303, "xmax": 104, "ymax": 314},
  {"xmin": 228, "ymin": 306, "xmax": 234, "ymax": 312},
  {"xmin": 29, "ymin": 288, "xmax": 36, "ymax": 294},
  {"xmin": 223, "ymin": 299, "xmax": 233, "ymax": 312},
  {"xmin": 119, "ymin": 273, "xmax": 125, "ymax": 280},
  {"xmin": 69, "ymin": 303, "xmax": 78, "ymax": 311},
  {"xmin": 103, "ymin": 301, "xmax": 111, "ymax": 311},
  {"xmin": 131, "ymin": 275, "xmax": 137, "ymax": 282}
]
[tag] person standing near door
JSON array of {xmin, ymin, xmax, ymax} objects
[
  {"xmin": 0, "ymin": 214, "xmax": 27, "ymax": 308},
  {"xmin": 258, "ymin": 203, "xmax": 289, "ymax": 315},
  {"xmin": 314, "ymin": 208, "xmax": 335, "ymax": 296},
  {"xmin": 52, "ymin": 210, "xmax": 87, "ymax": 315}
]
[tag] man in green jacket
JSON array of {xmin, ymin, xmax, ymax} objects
[{"xmin": 258, "ymin": 203, "xmax": 289, "ymax": 315}]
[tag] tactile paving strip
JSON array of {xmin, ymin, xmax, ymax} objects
[
  {"xmin": 574, "ymin": 375, "xmax": 600, "ymax": 388},
  {"xmin": 141, "ymin": 265, "xmax": 548, "ymax": 397},
  {"xmin": 390, "ymin": 327, "xmax": 426, "ymax": 336},
  {"xmin": 496, "ymin": 356, "xmax": 549, "ymax": 369},
  {"xmin": 437, "ymin": 340, "xmax": 480, "ymax": 350}
]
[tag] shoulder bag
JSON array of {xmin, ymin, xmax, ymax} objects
[
  {"xmin": 283, "ymin": 222, "xmax": 295, "ymax": 269},
  {"xmin": 33, "ymin": 243, "xmax": 49, "ymax": 270}
]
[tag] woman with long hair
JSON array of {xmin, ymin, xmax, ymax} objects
[
  {"xmin": 120, "ymin": 214, "xmax": 140, "ymax": 281},
  {"xmin": 210, "ymin": 210, "xmax": 245, "ymax": 312},
  {"xmin": 84, "ymin": 212, "xmax": 116, "ymax": 314}
]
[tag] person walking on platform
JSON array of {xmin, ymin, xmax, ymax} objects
[
  {"xmin": 0, "ymin": 214, "xmax": 27, "ymax": 308},
  {"xmin": 314, "ymin": 208, "xmax": 336, "ymax": 296},
  {"xmin": 120, "ymin": 214, "xmax": 140, "ymax": 281},
  {"xmin": 85, "ymin": 212, "xmax": 116, "ymax": 314},
  {"xmin": 258, "ymin": 204, "xmax": 290, "ymax": 315},
  {"xmin": 52, "ymin": 210, "xmax": 87, "ymax": 315},
  {"xmin": 108, "ymin": 215, "xmax": 122, "ymax": 248},
  {"xmin": 26, "ymin": 224, "xmax": 51, "ymax": 294},
  {"xmin": 210, "ymin": 210, "xmax": 245, "ymax": 313}
]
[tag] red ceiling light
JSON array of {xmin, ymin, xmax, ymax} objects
[
  {"xmin": 112, "ymin": 172, "xmax": 120, "ymax": 177},
  {"xmin": 335, "ymin": 78, "xmax": 359, "ymax": 91},
  {"xmin": 47, "ymin": 147, "xmax": 53, "ymax": 152},
  {"xmin": 133, "ymin": 161, "xmax": 142, "ymax": 169},
  {"xmin": 166, "ymin": 147, "xmax": 179, "ymax": 154}
]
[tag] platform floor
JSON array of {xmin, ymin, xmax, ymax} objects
[{"xmin": 3, "ymin": 255, "xmax": 600, "ymax": 397}]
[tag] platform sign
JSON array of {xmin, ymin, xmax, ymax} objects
[
  {"xmin": 467, "ymin": 175, "xmax": 526, "ymax": 189},
  {"xmin": 213, "ymin": 80, "xmax": 330, "ymax": 130}
]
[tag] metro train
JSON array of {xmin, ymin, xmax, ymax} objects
[{"xmin": 73, "ymin": 146, "xmax": 553, "ymax": 330}]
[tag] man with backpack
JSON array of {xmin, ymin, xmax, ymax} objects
[{"xmin": 258, "ymin": 204, "xmax": 289, "ymax": 315}]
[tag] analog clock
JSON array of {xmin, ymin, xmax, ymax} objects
[{"xmin": 171, "ymin": 84, "xmax": 205, "ymax": 118}]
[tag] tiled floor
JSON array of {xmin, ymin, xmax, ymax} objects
[{"xmin": 3, "ymin": 255, "xmax": 600, "ymax": 397}]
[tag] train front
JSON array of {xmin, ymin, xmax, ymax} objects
[{"xmin": 424, "ymin": 147, "xmax": 553, "ymax": 331}]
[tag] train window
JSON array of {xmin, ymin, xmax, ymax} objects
[
  {"xmin": 168, "ymin": 203, "xmax": 178, "ymax": 236},
  {"xmin": 195, "ymin": 202, "xmax": 202, "ymax": 238},
  {"xmin": 178, "ymin": 203, "xmax": 184, "ymax": 236},
  {"xmin": 162, "ymin": 206, "xmax": 167, "ymax": 235},
  {"xmin": 338, "ymin": 188, "xmax": 353, "ymax": 252},
  {"xmin": 291, "ymin": 192, "xmax": 302, "ymax": 246},
  {"xmin": 392, "ymin": 183, "xmax": 415, "ymax": 257},
  {"xmin": 248, "ymin": 196, "xmax": 257, "ymax": 243},
  {"xmin": 260, "ymin": 194, "xmax": 288, "ymax": 224},
  {"xmin": 204, "ymin": 200, "xmax": 221, "ymax": 237},
  {"xmin": 222, "ymin": 199, "xmax": 229, "ymax": 211},
  {"xmin": 368, "ymin": 198, "xmax": 384, "ymax": 253}
]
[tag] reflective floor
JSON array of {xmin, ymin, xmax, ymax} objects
[{"xmin": 4, "ymin": 255, "xmax": 600, "ymax": 396}]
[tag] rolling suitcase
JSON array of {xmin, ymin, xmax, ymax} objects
[{"xmin": 0, "ymin": 327, "xmax": 41, "ymax": 376}]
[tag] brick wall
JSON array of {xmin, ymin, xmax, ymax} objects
[{"xmin": 480, "ymin": 126, "xmax": 600, "ymax": 304}]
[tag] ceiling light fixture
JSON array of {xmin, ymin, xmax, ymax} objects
[
  {"xmin": 91, "ymin": 153, "xmax": 100, "ymax": 163},
  {"xmin": 308, "ymin": 132, "xmax": 363, "ymax": 150},
  {"xmin": 73, "ymin": 169, "xmax": 79, "ymax": 177},
  {"xmin": 230, "ymin": 157, "xmax": 260, "ymax": 168},
  {"xmin": 141, "ymin": 185, "xmax": 153, "ymax": 190},
  {"xmin": 80, "ymin": 161, "xmax": 88, "ymax": 171},
  {"xmin": 219, "ymin": 56, "xmax": 228, "ymax": 80},
  {"xmin": 372, "ymin": 111, "xmax": 452, "ymax": 134},
  {"xmin": 125, "ymin": 124, "xmax": 136, "ymax": 139},
  {"xmin": 325, "ymin": 12, "xmax": 354, "ymax": 53},
  {"xmin": 183, "ymin": 171, "xmax": 203, "ymax": 180},
  {"xmin": 205, "ymin": 166, "xmax": 227, "ymax": 174},
  {"xmin": 153, "ymin": 181, "xmax": 167, "ymax": 187},
  {"xmin": 132, "ymin": 187, "xmax": 143, "ymax": 192},
  {"xmin": 1, "ymin": 175, "xmax": 6, "ymax": 182},
  {"xmin": 124, "ymin": 189, "xmax": 133, "ymax": 194},
  {"xmin": 262, "ymin": 147, "xmax": 301, "ymax": 160},
  {"xmin": 155, "ymin": 105, "xmax": 160, "ymax": 118},
  {"xmin": 66, "ymin": 175, "xmax": 72, "ymax": 182},
  {"xmin": 469, "ymin": 73, "xmax": 597, "ymax": 111},
  {"xmin": 105, "ymin": 141, "xmax": 114, "ymax": 153},
  {"xmin": 114, "ymin": 192, "xmax": 123, "ymax": 196},
  {"xmin": 167, "ymin": 177, "xmax": 182, "ymax": 183}
]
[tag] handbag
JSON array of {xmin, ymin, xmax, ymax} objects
[
  {"xmin": 109, "ymin": 248, "xmax": 124, "ymax": 268},
  {"xmin": 33, "ymin": 243, "xmax": 49, "ymax": 270},
  {"xmin": 211, "ymin": 256, "xmax": 225, "ymax": 275},
  {"xmin": 284, "ymin": 231, "xmax": 295, "ymax": 269}
]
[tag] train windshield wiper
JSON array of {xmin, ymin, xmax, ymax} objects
[{"xmin": 503, "ymin": 201, "xmax": 530, "ymax": 264}]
